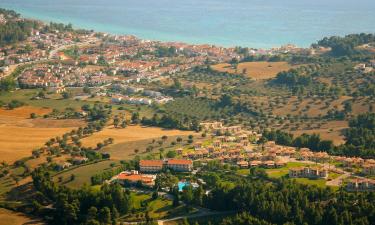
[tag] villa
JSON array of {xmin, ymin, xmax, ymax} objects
[
  {"xmin": 139, "ymin": 159, "xmax": 193, "ymax": 173},
  {"xmin": 363, "ymin": 164, "xmax": 375, "ymax": 175},
  {"xmin": 346, "ymin": 178, "xmax": 375, "ymax": 192},
  {"xmin": 289, "ymin": 166, "xmax": 328, "ymax": 179},
  {"xmin": 115, "ymin": 170, "xmax": 156, "ymax": 187},
  {"xmin": 166, "ymin": 159, "xmax": 193, "ymax": 172},
  {"xmin": 139, "ymin": 160, "xmax": 164, "ymax": 173}
]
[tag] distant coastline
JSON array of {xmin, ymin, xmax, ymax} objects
[{"xmin": 1, "ymin": 0, "xmax": 375, "ymax": 49}]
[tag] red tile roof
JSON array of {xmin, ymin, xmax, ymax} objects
[
  {"xmin": 140, "ymin": 160, "xmax": 163, "ymax": 167},
  {"xmin": 167, "ymin": 159, "xmax": 192, "ymax": 165},
  {"xmin": 117, "ymin": 173, "xmax": 154, "ymax": 183}
]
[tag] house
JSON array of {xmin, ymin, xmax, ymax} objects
[
  {"xmin": 139, "ymin": 159, "xmax": 193, "ymax": 173},
  {"xmin": 237, "ymin": 160, "xmax": 249, "ymax": 169},
  {"xmin": 194, "ymin": 141, "xmax": 203, "ymax": 150},
  {"xmin": 346, "ymin": 178, "xmax": 375, "ymax": 192},
  {"xmin": 115, "ymin": 170, "xmax": 156, "ymax": 187},
  {"xmin": 262, "ymin": 160, "xmax": 275, "ymax": 168},
  {"xmin": 275, "ymin": 161, "xmax": 287, "ymax": 168},
  {"xmin": 139, "ymin": 160, "xmax": 164, "ymax": 173},
  {"xmin": 71, "ymin": 156, "xmax": 89, "ymax": 165},
  {"xmin": 56, "ymin": 162, "xmax": 72, "ymax": 170},
  {"xmin": 176, "ymin": 148, "xmax": 183, "ymax": 155},
  {"xmin": 363, "ymin": 164, "xmax": 375, "ymax": 175},
  {"xmin": 166, "ymin": 159, "xmax": 193, "ymax": 172},
  {"xmin": 111, "ymin": 95, "xmax": 123, "ymax": 103},
  {"xmin": 200, "ymin": 121, "xmax": 223, "ymax": 131},
  {"xmin": 289, "ymin": 166, "xmax": 328, "ymax": 179},
  {"xmin": 249, "ymin": 160, "xmax": 262, "ymax": 167}
]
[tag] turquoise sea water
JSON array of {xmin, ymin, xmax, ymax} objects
[{"xmin": 0, "ymin": 0, "xmax": 374, "ymax": 48}]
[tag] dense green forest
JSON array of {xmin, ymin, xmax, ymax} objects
[
  {"xmin": 30, "ymin": 163, "xmax": 375, "ymax": 225},
  {"xmin": 203, "ymin": 178, "xmax": 374, "ymax": 225},
  {"xmin": 315, "ymin": 33, "xmax": 375, "ymax": 57},
  {"xmin": 0, "ymin": 9, "xmax": 38, "ymax": 47}
]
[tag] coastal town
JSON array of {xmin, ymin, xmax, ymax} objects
[{"xmin": 0, "ymin": 8, "xmax": 375, "ymax": 225}]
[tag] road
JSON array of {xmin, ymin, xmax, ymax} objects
[
  {"xmin": 48, "ymin": 38, "xmax": 99, "ymax": 59},
  {"xmin": 326, "ymin": 172, "xmax": 351, "ymax": 186}
]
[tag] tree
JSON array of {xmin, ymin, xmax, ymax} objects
[
  {"xmin": 98, "ymin": 207, "xmax": 112, "ymax": 225},
  {"xmin": 131, "ymin": 112, "xmax": 140, "ymax": 124},
  {"xmin": 113, "ymin": 116, "xmax": 120, "ymax": 128},
  {"xmin": 61, "ymin": 91, "xmax": 71, "ymax": 99}
]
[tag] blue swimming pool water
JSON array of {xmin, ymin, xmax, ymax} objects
[{"xmin": 178, "ymin": 181, "xmax": 188, "ymax": 191}]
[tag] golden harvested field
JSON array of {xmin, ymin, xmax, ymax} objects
[
  {"xmin": 0, "ymin": 208, "xmax": 43, "ymax": 225},
  {"xmin": 0, "ymin": 106, "xmax": 84, "ymax": 163},
  {"xmin": 211, "ymin": 61, "xmax": 295, "ymax": 79},
  {"xmin": 291, "ymin": 121, "xmax": 348, "ymax": 145},
  {"xmin": 81, "ymin": 125, "xmax": 195, "ymax": 148}
]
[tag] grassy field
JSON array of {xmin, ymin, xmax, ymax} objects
[
  {"xmin": 125, "ymin": 192, "xmax": 187, "ymax": 221},
  {"xmin": 237, "ymin": 162, "xmax": 312, "ymax": 178},
  {"xmin": 0, "ymin": 106, "xmax": 83, "ymax": 163},
  {"xmin": 292, "ymin": 178, "xmax": 327, "ymax": 188},
  {"xmin": 52, "ymin": 160, "xmax": 118, "ymax": 189},
  {"xmin": 291, "ymin": 120, "xmax": 348, "ymax": 146},
  {"xmin": 211, "ymin": 61, "xmax": 295, "ymax": 79},
  {"xmin": 0, "ymin": 89, "xmax": 91, "ymax": 111}
]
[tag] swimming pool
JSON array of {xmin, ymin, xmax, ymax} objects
[{"xmin": 178, "ymin": 181, "xmax": 188, "ymax": 191}]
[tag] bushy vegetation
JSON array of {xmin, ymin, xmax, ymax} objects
[
  {"xmin": 263, "ymin": 113, "xmax": 375, "ymax": 158},
  {"xmin": 316, "ymin": 33, "xmax": 375, "ymax": 57},
  {"xmin": 32, "ymin": 168, "xmax": 133, "ymax": 225},
  {"xmin": 0, "ymin": 10, "xmax": 38, "ymax": 47},
  {"xmin": 203, "ymin": 178, "xmax": 374, "ymax": 225}
]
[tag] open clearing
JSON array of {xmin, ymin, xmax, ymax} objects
[
  {"xmin": 81, "ymin": 125, "xmax": 195, "ymax": 148},
  {"xmin": 52, "ymin": 160, "xmax": 118, "ymax": 189},
  {"xmin": 211, "ymin": 61, "xmax": 295, "ymax": 79},
  {"xmin": 0, "ymin": 106, "xmax": 84, "ymax": 163},
  {"xmin": 0, "ymin": 208, "xmax": 42, "ymax": 225},
  {"xmin": 291, "ymin": 121, "xmax": 348, "ymax": 145}
]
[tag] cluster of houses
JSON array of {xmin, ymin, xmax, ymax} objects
[
  {"xmin": 333, "ymin": 156, "xmax": 375, "ymax": 175},
  {"xmin": 110, "ymin": 85, "xmax": 174, "ymax": 105},
  {"xmin": 17, "ymin": 63, "xmax": 120, "ymax": 90},
  {"xmin": 200, "ymin": 122, "xmax": 244, "ymax": 135},
  {"xmin": 18, "ymin": 64, "xmax": 78, "ymax": 88}
]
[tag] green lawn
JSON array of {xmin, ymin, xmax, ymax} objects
[
  {"xmin": 124, "ymin": 192, "xmax": 183, "ymax": 221},
  {"xmin": 131, "ymin": 192, "xmax": 151, "ymax": 209},
  {"xmin": 292, "ymin": 178, "xmax": 327, "ymax": 188},
  {"xmin": 237, "ymin": 169, "xmax": 250, "ymax": 176},
  {"xmin": 0, "ymin": 89, "xmax": 93, "ymax": 110},
  {"xmin": 266, "ymin": 162, "xmax": 310, "ymax": 178},
  {"xmin": 237, "ymin": 162, "xmax": 312, "ymax": 178},
  {"xmin": 0, "ymin": 177, "xmax": 15, "ymax": 197},
  {"xmin": 52, "ymin": 160, "xmax": 118, "ymax": 189},
  {"xmin": 328, "ymin": 172, "xmax": 341, "ymax": 180}
]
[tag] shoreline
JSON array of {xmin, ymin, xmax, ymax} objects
[{"xmin": 0, "ymin": 6, "xmax": 306, "ymax": 50}]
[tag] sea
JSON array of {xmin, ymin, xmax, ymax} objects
[{"xmin": 0, "ymin": 0, "xmax": 374, "ymax": 49}]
